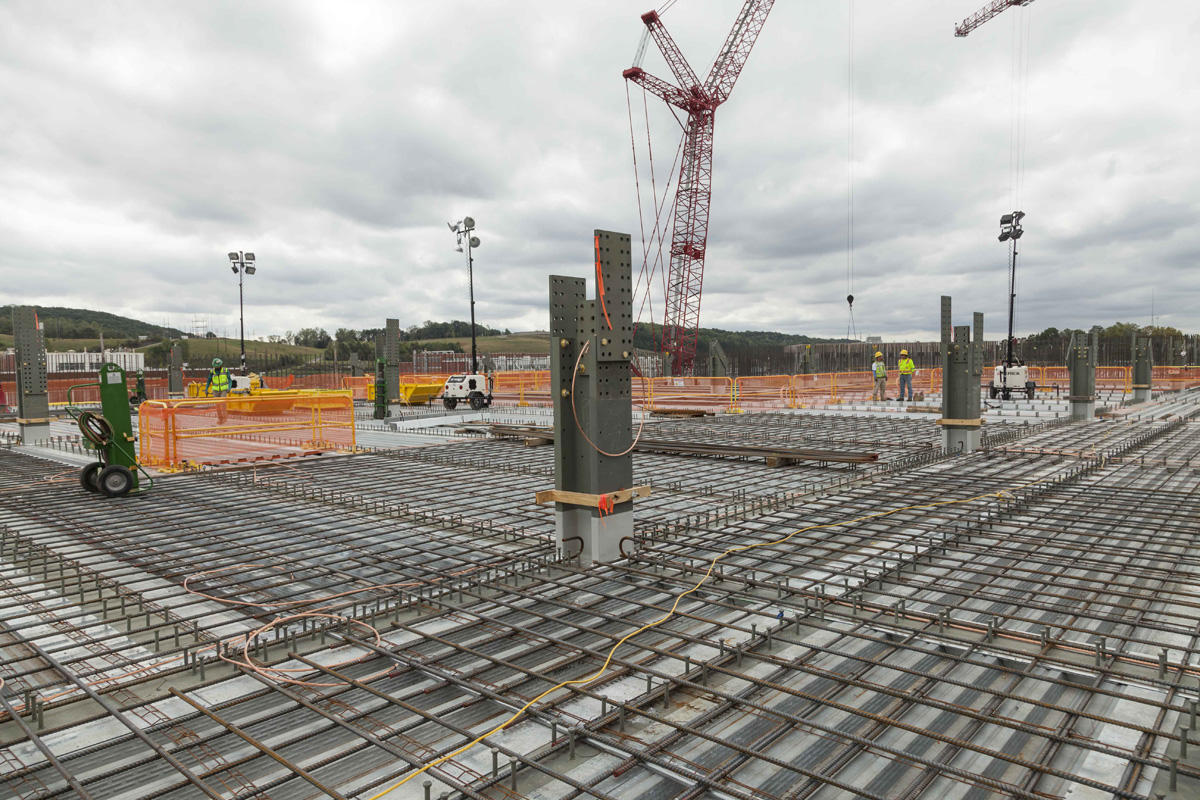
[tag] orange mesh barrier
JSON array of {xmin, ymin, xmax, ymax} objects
[
  {"xmin": 138, "ymin": 392, "xmax": 356, "ymax": 469},
  {"xmin": 733, "ymin": 375, "xmax": 793, "ymax": 410},
  {"xmin": 649, "ymin": 377, "xmax": 733, "ymax": 411},
  {"xmin": 1154, "ymin": 366, "xmax": 1200, "ymax": 391},
  {"xmin": 792, "ymin": 373, "xmax": 838, "ymax": 401},
  {"xmin": 342, "ymin": 376, "xmax": 371, "ymax": 400}
]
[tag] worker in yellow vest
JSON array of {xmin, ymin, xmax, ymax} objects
[
  {"xmin": 206, "ymin": 358, "xmax": 231, "ymax": 423},
  {"xmin": 871, "ymin": 351, "xmax": 888, "ymax": 401},
  {"xmin": 206, "ymin": 358, "xmax": 231, "ymax": 397},
  {"xmin": 898, "ymin": 349, "xmax": 915, "ymax": 401}
]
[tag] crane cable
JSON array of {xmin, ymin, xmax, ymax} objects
[
  {"xmin": 846, "ymin": 0, "xmax": 857, "ymax": 342},
  {"xmin": 364, "ymin": 477, "xmax": 1052, "ymax": 798}
]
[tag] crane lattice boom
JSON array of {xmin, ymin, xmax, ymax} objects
[
  {"xmin": 955, "ymin": 0, "xmax": 1036, "ymax": 37},
  {"xmin": 623, "ymin": 1, "xmax": 775, "ymax": 376}
]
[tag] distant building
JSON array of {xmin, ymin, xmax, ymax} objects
[{"xmin": 866, "ymin": 336, "xmax": 882, "ymax": 344}]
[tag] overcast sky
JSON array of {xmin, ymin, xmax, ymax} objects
[{"xmin": 1, "ymin": 0, "xmax": 1197, "ymax": 341}]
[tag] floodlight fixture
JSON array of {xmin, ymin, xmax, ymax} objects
[
  {"xmin": 245, "ymin": 265, "xmax": 256, "ymax": 274},
  {"xmin": 455, "ymin": 245, "xmax": 464, "ymax": 253},
  {"xmin": 244, "ymin": 252, "xmax": 255, "ymax": 262},
  {"xmin": 231, "ymin": 265, "xmax": 239, "ymax": 274},
  {"xmin": 469, "ymin": 236, "xmax": 481, "ymax": 248},
  {"xmin": 462, "ymin": 216, "xmax": 475, "ymax": 230},
  {"xmin": 1010, "ymin": 229, "xmax": 1023, "ymax": 240},
  {"xmin": 1000, "ymin": 214, "xmax": 1014, "ymax": 225},
  {"xmin": 447, "ymin": 221, "xmax": 458, "ymax": 232},
  {"xmin": 228, "ymin": 252, "xmax": 239, "ymax": 262},
  {"xmin": 998, "ymin": 230, "xmax": 1011, "ymax": 242}
]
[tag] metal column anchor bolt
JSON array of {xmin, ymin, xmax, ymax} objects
[
  {"xmin": 509, "ymin": 757, "xmax": 518, "ymax": 790},
  {"xmin": 1170, "ymin": 757, "xmax": 1179, "ymax": 790},
  {"xmin": 491, "ymin": 748, "xmax": 499, "ymax": 777},
  {"xmin": 1160, "ymin": 649, "xmax": 1169, "ymax": 679},
  {"xmin": 423, "ymin": 781, "xmax": 432, "ymax": 800},
  {"xmin": 551, "ymin": 720, "xmax": 558, "ymax": 741},
  {"xmin": 1190, "ymin": 699, "xmax": 1197, "ymax": 731},
  {"xmin": 618, "ymin": 706, "xmax": 626, "ymax": 732},
  {"xmin": 568, "ymin": 727, "xmax": 577, "ymax": 759},
  {"xmin": 662, "ymin": 683, "xmax": 670, "ymax": 708},
  {"xmin": 1181, "ymin": 727, "xmax": 1189, "ymax": 759},
  {"xmin": 1094, "ymin": 641, "xmax": 1103, "ymax": 667}
]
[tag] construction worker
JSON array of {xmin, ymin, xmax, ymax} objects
[
  {"xmin": 871, "ymin": 351, "xmax": 888, "ymax": 401},
  {"xmin": 897, "ymin": 349, "xmax": 915, "ymax": 401},
  {"xmin": 206, "ymin": 358, "xmax": 231, "ymax": 397},
  {"xmin": 206, "ymin": 358, "xmax": 231, "ymax": 423}
]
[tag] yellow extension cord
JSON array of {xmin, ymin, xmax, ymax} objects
[{"xmin": 365, "ymin": 479, "xmax": 1037, "ymax": 798}]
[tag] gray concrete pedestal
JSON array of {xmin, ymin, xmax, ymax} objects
[
  {"xmin": 941, "ymin": 425, "xmax": 981, "ymax": 453},
  {"xmin": 556, "ymin": 506, "xmax": 629, "ymax": 565}
]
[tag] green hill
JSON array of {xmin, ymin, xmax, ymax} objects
[{"xmin": 0, "ymin": 305, "xmax": 183, "ymax": 341}]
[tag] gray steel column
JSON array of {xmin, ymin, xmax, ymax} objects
[
  {"xmin": 1067, "ymin": 329, "xmax": 1097, "ymax": 420},
  {"xmin": 1132, "ymin": 336, "xmax": 1152, "ymax": 403},
  {"xmin": 938, "ymin": 297, "xmax": 982, "ymax": 452},
  {"xmin": 384, "ymin": 318, "xmax": 400, "ymax": 403},
  {"xmin": 549, "ymin": 230, "xmax": 634, "ymax": 566},
  {"xmin": 168, "ymin": 344, "xmax": 184, "ymax": 394},
  {"xmin": 349, "ymin": 352, "xmax": 362, "ymax": 378},
  {"xmin": 12, "ymin": 306, "xmax": 50, "ymax": 444}
]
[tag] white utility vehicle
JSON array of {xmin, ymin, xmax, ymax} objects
[
  {"xmin": 989, "ymin": 363, "xmax": 1035, "ymax": 400},
  {"xmin": 440, "ymin": 373, "xmax": 493, "ymax": 411}
]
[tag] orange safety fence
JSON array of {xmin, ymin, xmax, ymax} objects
[
  {"xmin": 733, "ymin": 375, "xmax": 794, "ymax": 410},
  {"xmin": 648, "ymin": 377, "xmax": 734, "ymax": 411},
  {"xmin": 139, "ymin": 392, "xmax": 356, "ymax": 470},
  {"xmin": 342, "ymin": 376, "xmax": 371, "ymax": 400},
  {"xmin": 0, "ymin": 376, "xmax": 175, "ymax": 406}
]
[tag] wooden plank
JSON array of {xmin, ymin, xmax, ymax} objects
[
  {"xmin": 523, "ymin": 437, "xmax": 553, "ymax": 447},
  {"xmin": 535, "ymin": 485, "xmax": 652, "ymax": 507},
  {"xmin": 935, "ymin": 418, "xmax": 983, "ymax": 427}
]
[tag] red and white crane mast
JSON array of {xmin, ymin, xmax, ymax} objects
[{"xmin": 623, "ymin": 0, "xmax": 775, "ymax": 376}]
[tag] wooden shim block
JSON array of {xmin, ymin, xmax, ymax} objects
[
  {"xmin": 935, "ymin": 418, "xmax": 983, "ymax": 427},
  {"xmin": 535, "ymin": 485, "xmax": 652, "ymax": 507},
  {"xmin": 524, "ymin": 437, "xmax": 553, "ymax": 447},
  {"xmin": 765, "ymin": 456, "xmax": 796, "ymax": 468}
]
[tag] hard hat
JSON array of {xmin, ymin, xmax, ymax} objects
[
  {"xmin": 875, "ymin": 351, "xmax": 883, "ymax": 357},
  {"xmin": 212, "ymin": 358, "xmax": 223, "ymax": 367},
  {"xmin": 900, "ymin": 349, "xmax": 908, "ymax": 355}
]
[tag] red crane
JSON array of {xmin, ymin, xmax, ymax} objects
[
  {"xmin": 623, "ymin": 0, "xmax": 775, "ymax": 376},
  {"xmin": 955, "ymin": 0, "xmax": 1037, "ymax": 37}
]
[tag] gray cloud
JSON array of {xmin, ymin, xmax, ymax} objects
[{"xmin": 0, "ymin": 0, "xmax": 1197, "ymax": 344}]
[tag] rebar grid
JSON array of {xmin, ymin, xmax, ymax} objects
[{"xmin": 0, "ymin": 398, "xmax": 1197, "ymax": 800}]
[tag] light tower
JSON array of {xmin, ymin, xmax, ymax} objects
[
  {"xmin": 226, "ymin": 251, "xmax": 256, "ymax": 375},
  {"xmin": 447, "ymin": 218, "xmax": 481, "ymax": 373}
]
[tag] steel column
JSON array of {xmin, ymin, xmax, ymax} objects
[
  {"xmin": 549, "ymin": 230, "xmax": 635, "ymax": 565},
  {"xmin": 12, "ymin": 306, "xmax": 50, "ymax": 444}
]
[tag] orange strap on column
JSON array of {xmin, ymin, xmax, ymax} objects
[{"xmin": 595, "ymin": 235, "xmax": 613, "ymax": 331}]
